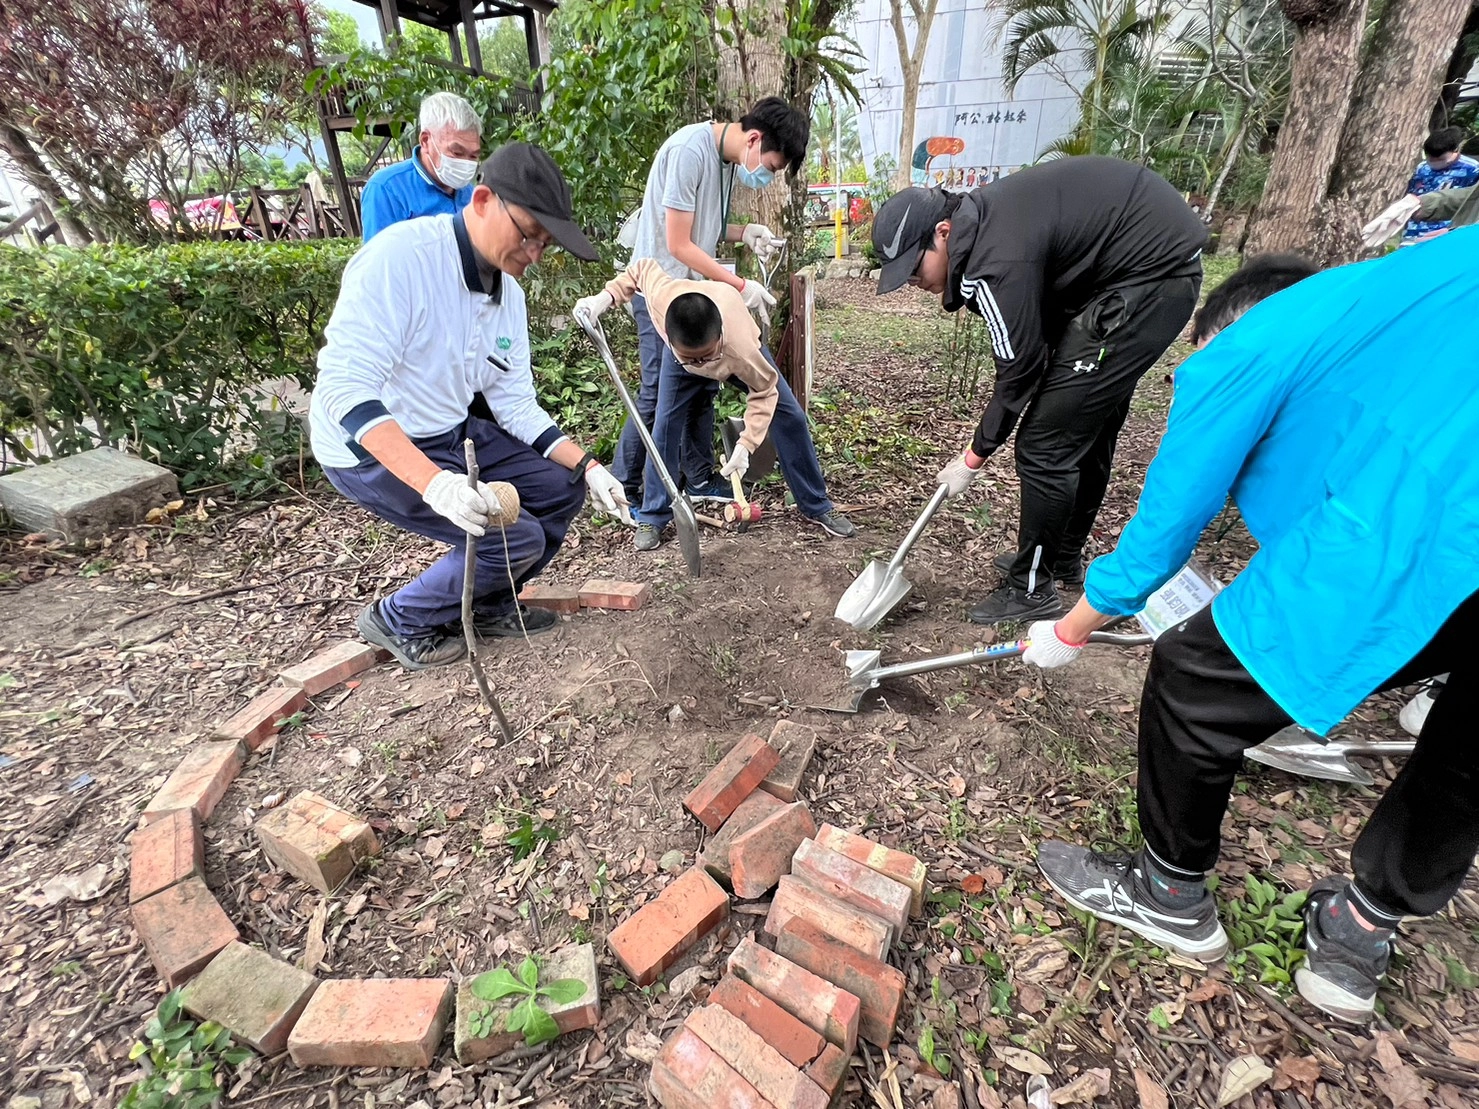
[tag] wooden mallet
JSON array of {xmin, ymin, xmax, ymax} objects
[{"xmin": 720, "ymin": 452, "xmax": 761, "ymax": 532}]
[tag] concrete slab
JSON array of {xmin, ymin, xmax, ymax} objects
[{"xmin": 0, "ymin": 448, "xmax": 178, "ymax": 539}]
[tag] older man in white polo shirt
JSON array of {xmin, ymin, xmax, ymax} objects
[{"xmin": 310, "ymin": 143, "xmax": 629, "ymax": 670}]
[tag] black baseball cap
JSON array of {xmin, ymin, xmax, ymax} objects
[
  {"xmin": 873, "ymin": 187, "xmax": 949, "ymax": 294},
  {"xmin": 480, "ymin": 142, "xmax": 598, "ymax": 261}
]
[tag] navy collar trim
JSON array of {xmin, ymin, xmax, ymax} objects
[{"xmin": 452, "ymin": 213, "xmax": 503, "ymax": 303}]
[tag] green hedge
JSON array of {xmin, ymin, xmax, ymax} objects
[
  {"xmin": 0, "ymin": 240, "xmax": 631, "ymax": 491},
  {"xmin": 0, "ymin": 240, "xmax": 355, "ymax": 488}
]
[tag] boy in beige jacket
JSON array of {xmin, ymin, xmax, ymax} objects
[{"xmin": 576, "ymin": 258, "xmax": 854, "ymax": 550}]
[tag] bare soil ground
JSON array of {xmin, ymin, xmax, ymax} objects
[{"xmin": 3, "ymin": 276, "xmax": 1478, "ymax": 1109}]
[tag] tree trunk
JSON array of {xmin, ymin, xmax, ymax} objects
[
  {"xmin": 1244, "ymin": 0, "xmax": 1369, "ymax": 255},
  {"xmin": 1430, "ymin": 4, "xmax": 1479, "ymax": 129},
  {"xmin": 717, "ymin": 0, "xmax": 789, "ymax": 234},
  {"xmin": 1321, "ymin": 0, "xmax": 1472, "ymax": 264},
  {"xmin": 889, "ymin": 0, "xmax": 940, "ymax": 190},
  {"xmin": 0, "ymin": 123, "xmax": 95, "ymax": 244}
]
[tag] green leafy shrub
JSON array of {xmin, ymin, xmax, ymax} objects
[
  {"xmin": 122, "ymin": 990, "xmax": 252, "ymax": 1109},
  {"xmin": 467, "ymin": 954, "xmax": 587, "ymax": 1046}
]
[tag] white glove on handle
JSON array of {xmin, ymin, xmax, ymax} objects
[
  {"xmin": 740, "ymin": 278, "xmax": 776, "ymax": 329},
  {"xmin": 574, "ymin": 291, "xmax": 614, "ymax": 322},
  {"xmin": 1022, "ymin": 620, "xmax": 1085, "ymax": 669},
  {"xmin": 1361, "ymin": 194, "xmax": 1422, "ymax": 249},
  {"xmin": 936, "ymin": 451, "xmax": 983, "ymax": 498},
  {"xmin": 742, "ymin": 223, "xmax": 779, "ymax": 264},
  {"xmin": 720, "ymin": 444, "xmax": 751, "ymax": 480},
  {"xmin": 584, "ymin": 462, "xmax": 633, "ymax": 525},
  {"xmin": 423, "ymin": 469, "xmax": 500, "ymax": 536}
]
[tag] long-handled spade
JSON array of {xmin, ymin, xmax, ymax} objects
[
  {"xmin": 575, "ymin": 307, "xmax": 702, "ymax": 578},
  {"xmin": 834, "ymin": 484, "xmax": 950, "ymax": 631},
  {"xmin": 1245, "ymin": 725, "xmax": 1415, "ymax": 786}
]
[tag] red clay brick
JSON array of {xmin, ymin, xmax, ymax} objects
[
  {"xmin": 129, "ymin": 809, "xmax": 203, "ymax": 904},
  {"xmin": 804, "ymin": 1044, "xmax": 849, "ymax": 1102},
  {"xmin": 790, "ymin": 838, "xmax": 912, "ymax": 936},
  {"xmin": 518, "ymin": 584, "xmax": 581, "ymax": 614},
  {"xmin": 775, "ymin": 917, "xmax": 905, "ymax": 1049},
  {"xmin": 255, "ymin": 790, "xmax": 380, "ymax": 894},
  {"xmin": 707, "ymin": 975, "xmax": 826, "ymax": 1069},
  {"xmin": 730, "ymin": 802, "xmax": 817, "ymax": 899},
  {"xmin": 577, "ymin": 578, "xmax": 651, "ymax": 611},
  {"xmin": 454, "ymin": 943, "xmax": 600, "ymax": 1063},
  {"xmin": 702, "ymin": 790, "xmax": 786, "ymax": 889},
  {"xmin": 764, "ymin": 876, "xmax": 892, "ymax": 960},
  {"xmin": 684, "ymin": 733, "xmax": 781, "ymax": 833},
  {"xmin": 650, "ymin": 1028, "xmax": 774, "ymax": 1109},
  {"xmin": 608, "ymin": 867, "xmax": 728, "ymax": 986},
  {"xmin": 279, "ymin": 640, "xmax": 383, "ymax": 696},
  {"xmin": 214, "ymin": 684, "xmax": 308, "ymax": 752},
  {"xmin": 813, "ymin": 823, "xmax": 927, "ymax": 917},
  {"xmin": 180, "ymin": 942, "xmax": 318, "ymax": 1055},
  {"xmin": 760, "ymin": 721, "xmax": 818, "ymax": 802},
  {"xmin": 727, "ymin": 937, "xmax": 860, "ymax": 1054},
  {"xmin": 131, "ymin": 876, "xmax": 239, "ymax": 987},
  {"xmin": 142, "ymin": 740, "xmax": 244, "ymax": 825},
  {"xmin": 685, "ymin": 1004, "xmax": 829, "ymax": 1109},
  {"xmin": 287, "ymin": 977, "xmax": 452, "ymax": 1068}
]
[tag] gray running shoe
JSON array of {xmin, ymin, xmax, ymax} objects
[
  {"xmin": 634, "ymin": 523, "xmax": 663, "ymax": 551},
  {"xmin": 1037, "ymin": 841, "xmax": 1229, "ymax": 961},
  {"xmin": 1294, "ymin": 877, "xmax": 1390, "ymax": 1023},
  {"xmin": 357, "ymin": 602, "xmax": 466, "ymax": 671},
  {"xmin": 810, "ymin": 509, "xmax": 856, "ymax": 538}
]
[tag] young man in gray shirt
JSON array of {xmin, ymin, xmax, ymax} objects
[{"xmin": 609, "ymin": 98, "xmax": 852, "ymax": 542}]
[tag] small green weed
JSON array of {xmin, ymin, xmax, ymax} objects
[
  {"xmin": 122, "ymin": 990, "xmax": 252, "ymax": 1109},
  {"xmin": 466, "ymin": 955, "xmax": 587, "ymax": 1046},
  {"xmin": 507, "ymin": 814, "xmax": 559, "ymax": 862},
  {"xmin": 918, "ymin": 1022, "xmax": 952, "ymax": 1077},
  {"xmin": 52, "ymin": 960, "xmax": 82, "ymax": 977},
  {"xmin": 1219, "ymin": 873, "xmax": 1308, "ymax": 987}
]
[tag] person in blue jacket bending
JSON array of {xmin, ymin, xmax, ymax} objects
[
  {"xmin": 359, "ymin": 92, "xmax": 482, "ymax": 240},
  {"xmin": 1018, "ymin": 243, "xmax": 1479, "ymax": 1024}
]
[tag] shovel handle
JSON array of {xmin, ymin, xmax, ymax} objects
[
  {"xmin": 859, "ymin": 630, "xmax": 1152, "ymax": 686},
  {"xmin": 884, "ymin": 484, "xmax": 950, "ymax": 574}
]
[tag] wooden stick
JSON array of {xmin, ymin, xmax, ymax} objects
[{"xmin": 462, "ymin": 439, "xmax": 514, "ymax": 745}]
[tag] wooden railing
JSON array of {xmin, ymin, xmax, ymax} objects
[{"xmin": 0, "ymin": 201, "xmax": 62, "ymax": 245}]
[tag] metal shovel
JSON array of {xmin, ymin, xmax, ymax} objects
[
  {"xmin": 575, "ymin": 308, "xmax": 702, "ymax": 579},
  {"xmin": 834, "ymin": 484, "xmax": 950, "ymax": 630},
  {"xmin": 825, "ymin": 629, "xmax": 1153, "ymax": 713},
  {"xmin": 1244, "ymin": 725, "xmax": 1414, "ymax": 786}
]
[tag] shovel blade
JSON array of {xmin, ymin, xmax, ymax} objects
[
  {"xmin": 1245, "ymin": 726, "xmax": 1374, "ymax": 785},
  {"xmin": 833, "ymin": 561, "xmax": 913, "ymax": 630},
  {"xmin": 806, "ymin": 650, "xmax": 881, "ymax": 713},
  {"xmin": 672, "ymin": 494, "xmax": 703, "ymax": 579}
]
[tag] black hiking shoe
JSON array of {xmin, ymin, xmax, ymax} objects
[
  {"xmin": 992, "ymin": 551, "xmax": 1085, "ymax": 590},
  {"xmin": 1036, "ymin": 841, "xmax": 1229, "ymax": 962},
  {"xmin": 1294, "ymin": 878, "xmax": 1391, "ymax": 1023},
  {"xmin": 357, "ymin": 602, "xmax": 466, "ymax": 671},
  {"xmin": 634, "ymin": 523, "xmax": 664, "ymax": 551},
  {"xmin": 809, "ymin": 509, "xmax": 856, "ymax": 538},
  {"xmin": 967, "ymin": 582, "xmax": 1064, "ymax": 625},
  {"xmin": 684, "ymin": 476, "xmax": 734, "ymax": 504},
  {"xmin": 467, "ymin": 604, "xmax": 560, "ymax": 639}
]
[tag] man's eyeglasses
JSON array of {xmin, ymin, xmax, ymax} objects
[
  {"xmin": 500, "ymin": 196, "xmax": 555, "ymax": 257},
  {"xmin": 678, "ymin": 335, "xmax": 725, "ymax": 369}
]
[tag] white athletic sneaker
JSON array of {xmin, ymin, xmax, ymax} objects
[{"xmin": 1398, "ymin": 675, "xmax": 1447, "ymax": 738}]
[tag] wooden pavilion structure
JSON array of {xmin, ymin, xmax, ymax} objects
[{"xmin": 314, "ymin": 0, "xmax": 558, "ymax": 237}]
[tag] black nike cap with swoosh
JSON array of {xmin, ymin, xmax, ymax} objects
[{"xmin": 872, "ymin": 187, "xmax": 948, "ymax": 294}]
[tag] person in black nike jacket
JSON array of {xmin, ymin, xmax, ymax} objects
[{"xmin": 873, "ymin": 156, "xmax": 1207, "ymax": 624}]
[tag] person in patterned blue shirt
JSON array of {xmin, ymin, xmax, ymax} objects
[{"xmin": 1402, "ymin": 126, "xmax": 1479, "ymax": 243}]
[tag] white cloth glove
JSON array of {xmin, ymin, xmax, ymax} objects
[
  {"xmin": 1022, "ymin": 620, "xmax": 1085, "ymax": 669},
  {"xmin": 1360, "ymin": 194, "xmax": 1422, "ymax": 249},
  {"xmin": 423, "ymin": 469, "xmax": 501, "ymax": 537},
  {"xmin": 742, "ymin": 223, "xmax": 780, "ymax": 264},
  {"xmin": 936, "ymin": 451, "xmax": 983, "ymax": 498},
  {"xmin": 584, "ymin": 462, "xmax": 633, "ymax": 525},
  {"xmin": 720, "ymin": 444, "xmax": 751, "ymax": 480},
  {"xmin": 574, "ymin": 291, "xmax": 614, "ymax": 322},
  {"xmin": 740, "ymin": 278, "xmax": 776, "ymax": 329}
]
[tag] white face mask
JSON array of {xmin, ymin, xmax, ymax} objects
[{"xmin": 430, "ymin": 138, "xmax": 478, "ymax": 189}]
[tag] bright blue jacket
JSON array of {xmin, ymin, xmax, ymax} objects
[
  {"xmin": 360, "ymin": 147, "xmax": 473, "ymax": 240},
  {"xmin": 1085, "ymin": 230, "xmax": 1479, "ymax": 733}
]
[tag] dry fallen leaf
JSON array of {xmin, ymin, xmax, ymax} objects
[
  {"xmin": 1216, "ymin": 1055, "xmax": 1273, "ymax": 1106},
  {"xmin": 1049, "ymin": 1067, "xmax": 1111, "ymax": 1104},
  {"xmin": 1449, "ymin": 1038, "xmax": 1479, "ymax": 1063},
  {"xmin": 301, "ymin": 900, "xmax": 328, "ymax": 972},
  {"xmin": 1132, "ymin": 1068, "xmax": 1168, "ymax": 1109},
  {"xmin": 962, "ymin": 874, "xmax": 986, "ymax": 895},
  {"xmin": 36, "ymin": 863, "xmax": 110, "ymax": 907},
  {"xmin": 1186, "ymin": 979, "xmax": 1228, "ymax": 1003},
  {"xmin": 1372, "ymin": 1035, "xmax": 1430, "ymax": 1109},
  {"xmin": 994, "ymin": 1046, "xmax": 1054, "ymax": 1076},
  {"xmin": 1272, "ymin": 1055, "xmax": 1321, "ymax": 1095}
]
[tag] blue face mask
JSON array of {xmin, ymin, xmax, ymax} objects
[{"xmin": 736, "ymin": 142, "xmax": 774, "ymax": 189}]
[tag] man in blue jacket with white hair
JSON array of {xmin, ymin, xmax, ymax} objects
[{"xmin": 1019, "ymin": 239, "xmax": 1479, "ymax": 1024}]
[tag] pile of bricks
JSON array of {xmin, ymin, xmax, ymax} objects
[
  {"xmin": 652, "ymin": 822, "xmax": 926, "ymax": 1108},
  {"xmin": 519, "ymin": 578, "xmax": 651, "ymax": 614}
]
